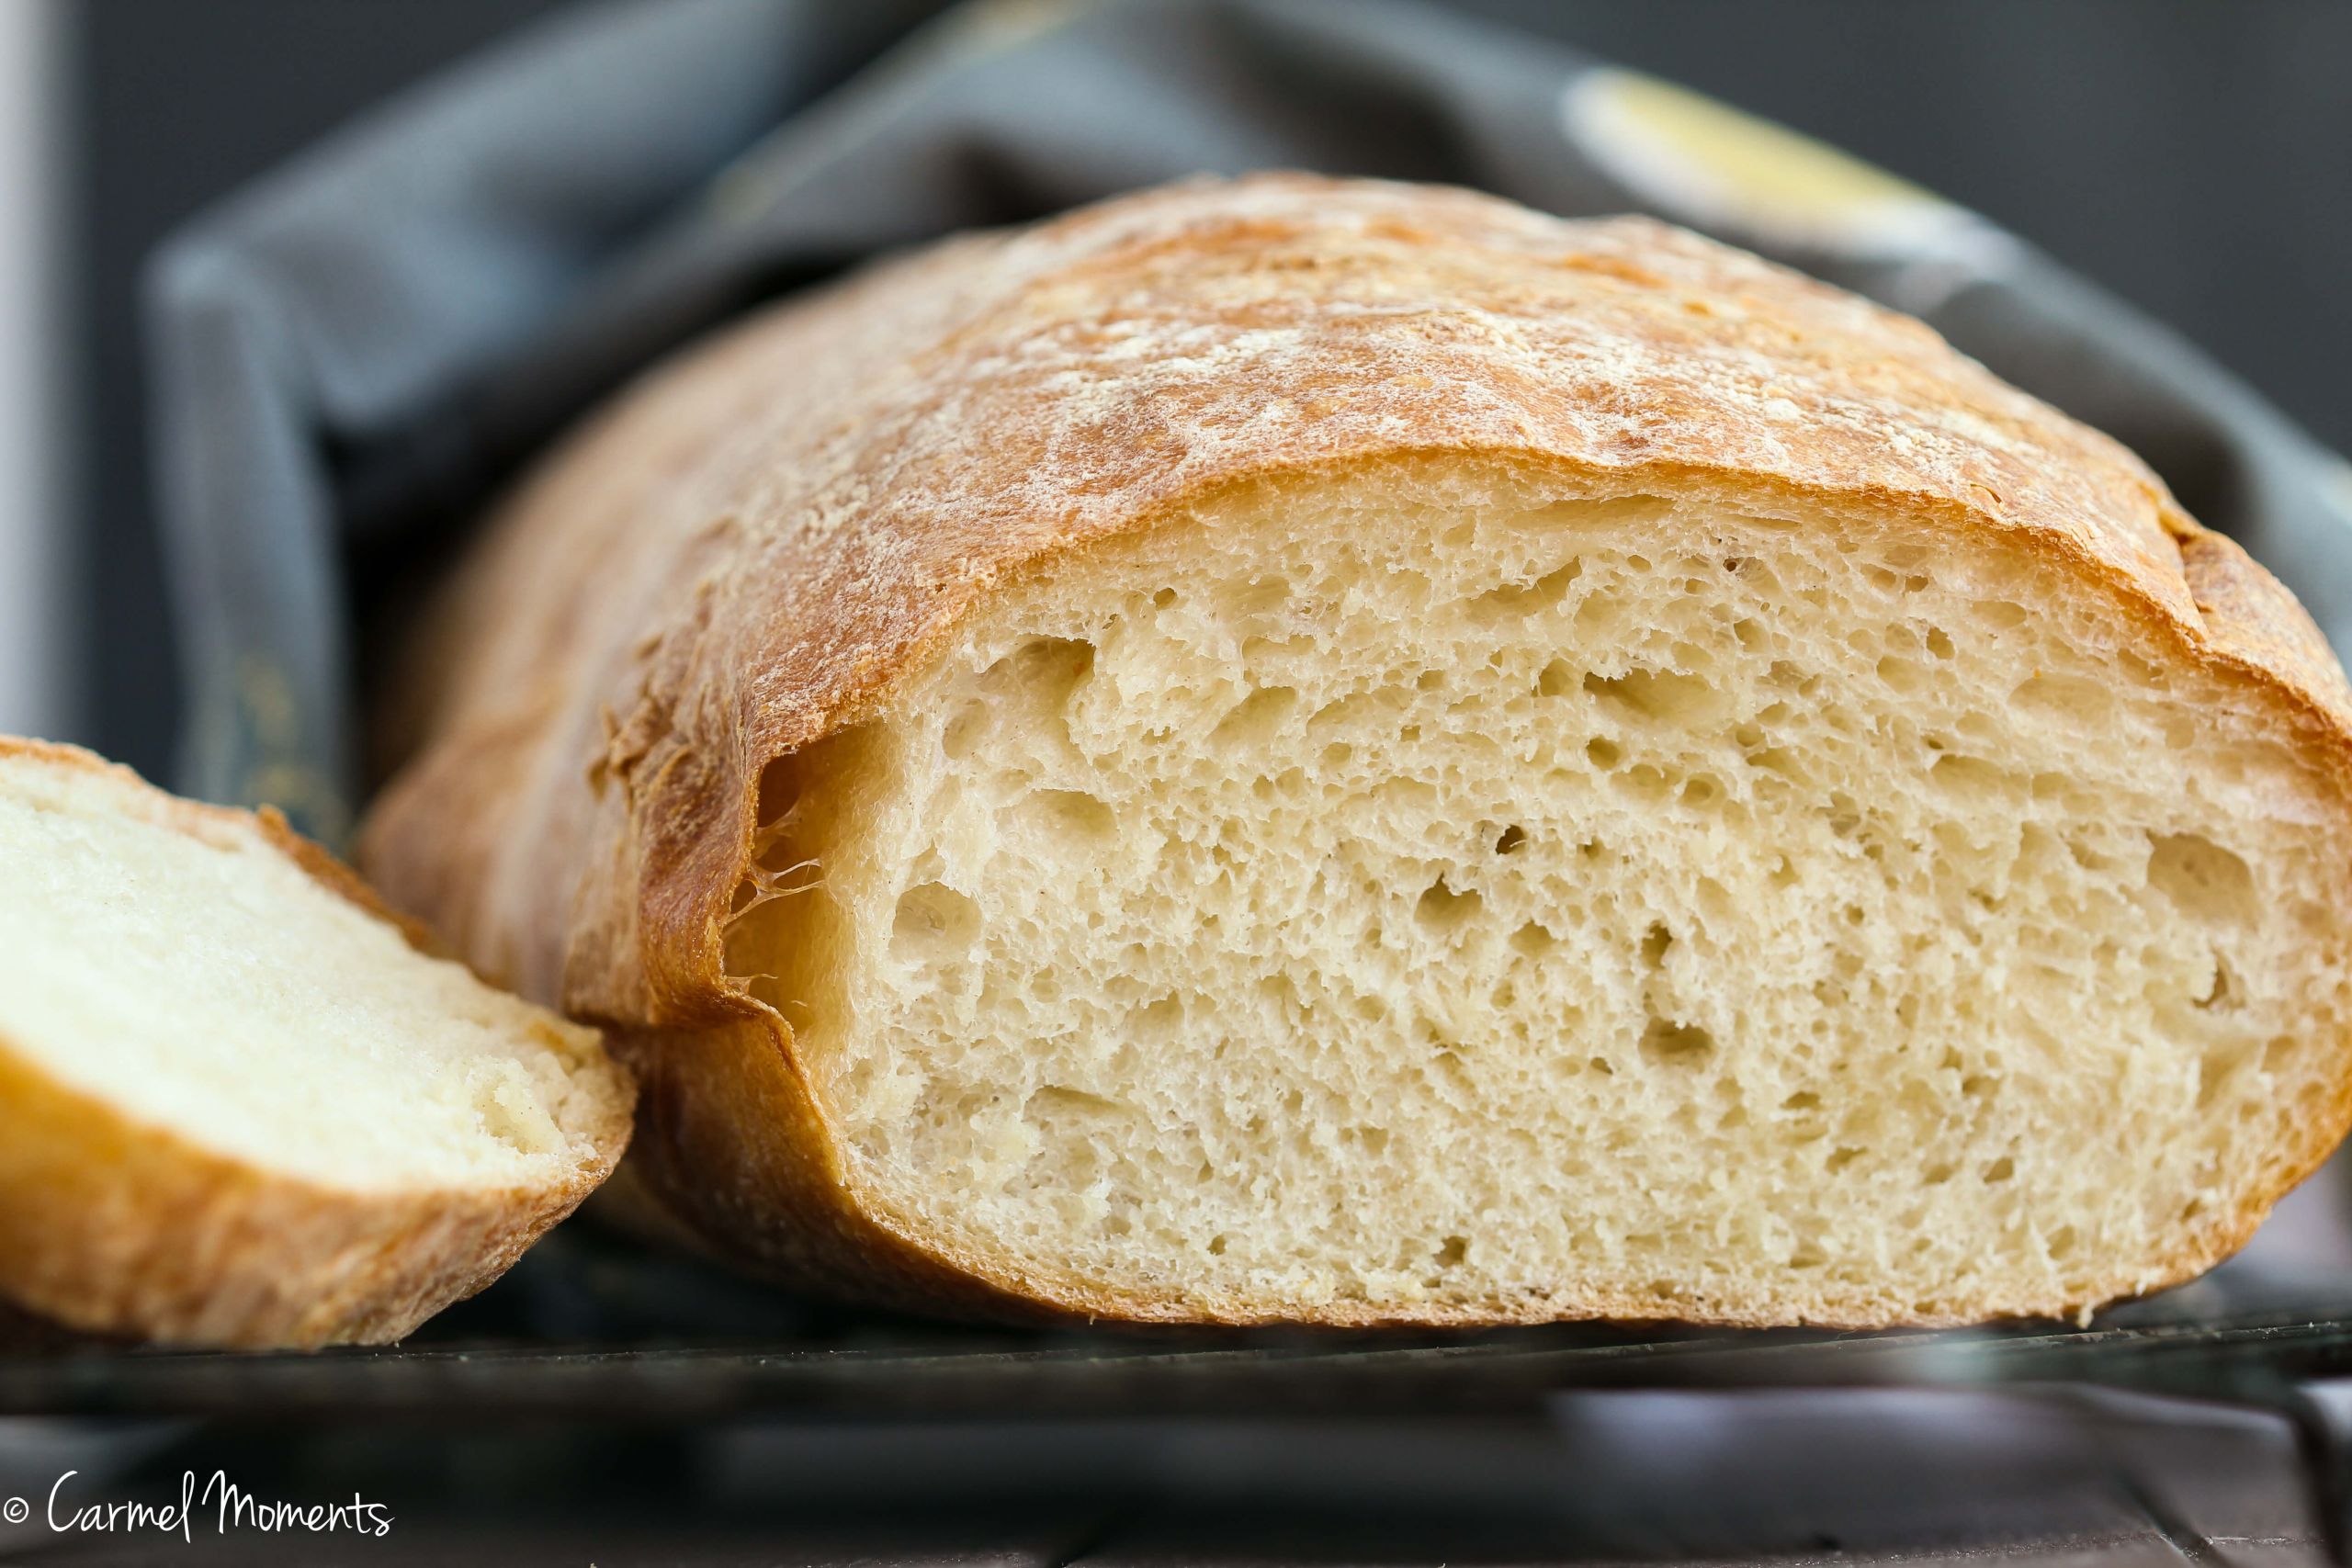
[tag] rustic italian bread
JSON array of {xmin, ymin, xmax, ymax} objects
[
  {"xmin": 0, "ymin": 738, "xmax": 632, "ymax": 1348},
  {"xmin": 361, "ymin": 175, "xmax": 2352, "ymax": 1328}
]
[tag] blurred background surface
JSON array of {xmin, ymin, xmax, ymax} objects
[{"xmin": 18, "ymin": 0, "xmax": 2352, "ymax": 779}]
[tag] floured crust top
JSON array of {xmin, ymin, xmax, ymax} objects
[{"xmin": 360, "ymin": 173, "xmax": 2352, "ymax": 1055}]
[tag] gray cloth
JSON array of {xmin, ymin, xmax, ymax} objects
[{"xmin": 147, "ymin": 0, "xmax": 2352, "ymax": 840}]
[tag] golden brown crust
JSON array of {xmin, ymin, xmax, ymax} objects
[
  {"xmin": 0, "ymin": 1038, "xmax": 609, "ymax": 1348},
  {"xmin": 359, "ymin": 174, "xmax": 2352, "ymax": 1328},
  {"xmin": 0, "ymin": 737, "xmax": 633, "ymax": 1348}
]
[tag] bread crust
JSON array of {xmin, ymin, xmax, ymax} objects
[
  {"xmin": 360, "ymin": 175, "xmax": 2352, "ymax": 1327},
  {"xmin": 0, "ymin": 738, "xmax": 634, "ymax": 1348}
]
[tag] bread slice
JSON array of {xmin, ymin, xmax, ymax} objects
[
  {"xmin": 361, "ymin": 175, "xmax": 2352, "ymax": 1328},
  {"xmin": 0, "ymin": 738, "xmax": 632, "ymax": 1348}
]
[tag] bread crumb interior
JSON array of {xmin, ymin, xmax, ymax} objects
[
  {"xmin": 727, "ymin": 475, "xmax": 2352, "ymax": 1321},
  {"xmin": 0, "ymin": 757, "xmax": 613, "ymax": 1192}
]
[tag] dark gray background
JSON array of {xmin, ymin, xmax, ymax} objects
[{"xmin": 66, "ymin": 0, "xmax": 2352, "ymax": 781}]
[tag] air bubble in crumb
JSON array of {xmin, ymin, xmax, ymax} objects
[{"xmin": 474, "ymin": 1072, "xmax": 562, "ymax": 1156}]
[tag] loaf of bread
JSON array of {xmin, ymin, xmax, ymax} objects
[
  {"xmin": 0, "ymin": 738, "xmax": 632, "ymax": 1347},
  {"xmin": 362, "ymin": 175, "xmax": 2352, "ymax": 1327}
]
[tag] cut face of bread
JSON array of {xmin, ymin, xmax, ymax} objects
[
  {"xmin": 729, "ymin": 470, "xmax": 2352, "ymax": 1325},
  {"xmin": 0, "ymin": 740, "xmax": 631, "ymax": 1347}
]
